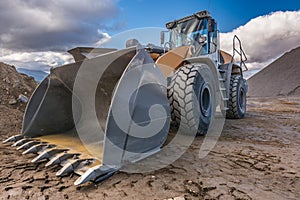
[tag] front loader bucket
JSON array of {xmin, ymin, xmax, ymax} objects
[{"xmin": 3, "ymin": 46, "xmax": 170, "ymax": 185}]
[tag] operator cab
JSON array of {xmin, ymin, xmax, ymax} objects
[
  {"xmin": 163, "ymin": 10, "xmax": 218, "ymax": 56},
  {"xmin": 156, "ymin": 10, "xmax": 220, "ymax": 75}
]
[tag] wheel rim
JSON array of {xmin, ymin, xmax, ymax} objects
[{"xmin": 200, "ymin": 84, "xmax": 211, "ymax": 117}]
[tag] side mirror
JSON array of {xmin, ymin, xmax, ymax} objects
[{"xmin": 160, "ymin": 31, "xmax": 165, "ymax": 46}]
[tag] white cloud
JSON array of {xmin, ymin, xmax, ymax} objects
[
  {"xmin": 0, "ymin": 0, "xmax": 118, "ymax": 72},
  {"xmin": 0, "ymin": 30, "xmax": 112, "ymax": 71},
  {"xmin": 0, "ymin": 50, "xmax": 73, "ymax": 72},
  {"xmin": 0, "ymin": 0, "xmax": 120, "ymax": 51},
  {"xmin": 96, "ymin": 30, "xmax": 112, "ymax": 46},
  {"xmin": 220, "ymin": 10, "xmax": 300, "ymax": 71},
  {"xmin": 1, "ymin": 8, "xmax": 299, "ymax": 79}
]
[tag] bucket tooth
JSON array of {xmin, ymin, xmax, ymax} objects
[
  {"xmin": 22, "ymin": 144, "xmax": 55, "ymax": 155},
  {"xmin": 31, "ymin": 148, "xmax": 69, "ymax": 163},
  {"xmin": 16, "ymin": 141, "xmax": 41, "ymax": 150},
  {"xmin": 74, "ymin": 166, "xmax": 98, "ymax": 185},
  {"xmin": 56, "ymin": 159, "xmax": 94, "ymax": 177},
  {"xmin": 3, "ymin": 135, "xmax": 23, "ymax": 144},
  {"xmin": 45, "ymin": 153, "xmax": 80, "ymax": 167},
  {"xmin": 10, "ymin": 46, "xmax": 170, "ymax": 186},
  {"xmin": 74, "ymin": 165, "xmax": 117, "ymax": 185},
  {"xmin": 12, "ymin": 138, "xmax": 31, "ymax": 147}
]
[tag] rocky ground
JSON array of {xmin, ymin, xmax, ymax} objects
[
  {"xmin": 0, "ymin": 95, "xmax": 299, "ymax": 199},
  {"xmin": 0, "ymin": 61, "xmax": 299, "ymax": 199},
  {"xmin": 0, "ymin": 62, "xmax": 37, "ymax": 112}
]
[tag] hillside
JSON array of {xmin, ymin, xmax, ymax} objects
[
  {"xmin": 0, "ymin": 62, "xmax": 37, "ymax": 111},
  {"xmin": 17, "ymin": 68, "xmax": 48, "ymax": 82},
  {"xmin": 248, "ymin": 46, "xmax": 300, "ymax": 97}
]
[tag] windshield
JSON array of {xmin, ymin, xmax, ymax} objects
[{"xmin": 169, "ymin": 18, "xmax": 208, "ymax": 51}]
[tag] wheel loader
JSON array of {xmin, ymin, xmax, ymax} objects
[{"xmin": 3, "ymin": 10, "xmax": 248, "ymax": 185}]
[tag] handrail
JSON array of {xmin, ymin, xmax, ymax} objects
[{"xmin": 232, "ymin": 35, "xmax": 248, "ymax": 71}]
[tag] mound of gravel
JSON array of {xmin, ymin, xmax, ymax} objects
[
  {"xmin": 248, "ymin": 46, "xmax": 300, "ymax": 97},
  {"xmin": 0, "ymin": 62, "xmax": 37, "ymax": 111}
]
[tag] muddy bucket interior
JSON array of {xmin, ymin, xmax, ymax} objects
[{"xmin": 9, "ymin": 46, "xmax": 170, "ymax": 184}]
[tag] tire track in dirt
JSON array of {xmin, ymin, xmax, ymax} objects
[{"xmin": 0, "ymin": 97, "xmax": 299, "ymax": 199}]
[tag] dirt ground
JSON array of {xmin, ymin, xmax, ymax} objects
[
  {"xmin": 0, "ymin": 96, "xmax": 299, "ymax": 200},
  {"xmin": 0, "ymin": 63, "xmax": 37, "ymax": 112}
]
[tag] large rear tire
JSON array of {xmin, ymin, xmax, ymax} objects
[
  {"xmin": 168, "ymin": 64, "xmax": 216, "ymax": 136},
  {"xmin": 226, "ymin": 75, "xmax": 247, "ymax": 119}
]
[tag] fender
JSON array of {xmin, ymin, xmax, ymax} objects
[{"xmin": 185, "ymin": 55, "xmax": 220, "ymax": 88}]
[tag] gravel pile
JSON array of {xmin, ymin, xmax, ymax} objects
[{"xmin": 248, "ymin": 46, "xmax": 300, "ymax": 97}]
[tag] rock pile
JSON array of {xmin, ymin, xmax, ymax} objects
[
  {"xmin": 248, "ymin": 46, "xmax": 300, "ymax": 97},
  {"xmin": 0, "ymin": 62, "xmax": 37, "ymax": 111}
]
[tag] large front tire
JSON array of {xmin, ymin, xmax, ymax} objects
[{"xmin": 168, "ymin": 64, "xmax": 216, "ymax": 136}]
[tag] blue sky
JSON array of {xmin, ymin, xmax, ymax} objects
[
  {"xmin": 117, "ymin": 0, "xmax": 300, "ymax": 32},
  {"xmin": 0, "ymin": 0, "xmax": 299, "ymax": 73}
]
